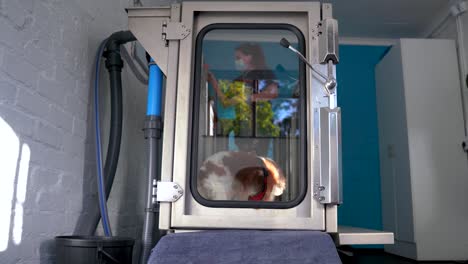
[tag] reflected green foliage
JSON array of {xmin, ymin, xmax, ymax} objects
[
  {"xmin": 217, "ymin": 80, "xmax": 279, "ymax": 137},
  {"xmin": 256, "ymin": 101, "xmax": 279, "ymax": 137}
]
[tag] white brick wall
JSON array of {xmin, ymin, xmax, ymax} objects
[{"xmin": 0, "ymin": 0, "xmax": 156, "ymax": 263}]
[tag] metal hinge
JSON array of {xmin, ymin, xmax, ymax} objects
[
  {"xmin": 162, "ymin": 21, "xmax": 191, "ymax": 42},
  {"xmin": 153, "ymin": 181, "xmax": 184, "ymax": 203}
]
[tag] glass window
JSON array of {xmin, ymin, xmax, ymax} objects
[{"xmin": 191, "ymin": 24, "xmax": 306, "ymax": 208}]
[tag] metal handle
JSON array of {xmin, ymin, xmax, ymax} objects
[{"xmin": 316, "ymin": 107, "xmax": 342, "ymax": 205}]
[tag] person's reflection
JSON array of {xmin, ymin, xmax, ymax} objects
[
  {"xmin": 233, "ymin": 43, "xmax": 278, "ymax": 102},
  {"xmin": 206, "ymin": 43, "xmax": 280, "ymax": 155}
]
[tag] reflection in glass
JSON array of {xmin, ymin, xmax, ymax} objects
[{"xmin": 194, "ymin": 28, "xmax": 303, "ymax": 203}]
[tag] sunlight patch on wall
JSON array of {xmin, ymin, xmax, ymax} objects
[
  {"xmin": 13, "ymin": 143, "xmax": 30, "ymax": 245},
  {"xmin": 0, "ymin": 117, "xmax": 20, "ymax": 252}
]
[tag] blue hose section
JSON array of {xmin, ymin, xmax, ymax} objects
[
  {"xmin": 94, "ymin": 38, "xmax": 112, "ymax": 237},
  {"xmin": 146, "ymin": 59, "xmax": 163, "ymax": 116}
]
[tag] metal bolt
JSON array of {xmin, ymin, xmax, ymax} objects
[
  {"xmin": 318, "ymin": 186, "xmax": 325, "ymax": 191},
  {"xmin": 319, "ymin": 196, "xmax": 325, "ymax": 201},
  {"xmin": 173, "ymin": 185, "xmax": 178, "ymax": 189},
  {"xmin": 173, "ymin": 195, "xmax": 178, "ymax": 199},
  {"xmin": 178, "ymin": 190, "xmax": 183, "ymax": 194}
]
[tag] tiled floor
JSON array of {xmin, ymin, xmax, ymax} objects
[{"xmin": 338, "ymin": 248, "xmax": 467, "ymax": 264}]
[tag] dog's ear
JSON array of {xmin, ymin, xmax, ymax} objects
[
  {"xmin": 235, "ymin": 167, "xmax": 264, "ymax": 188},
  {"xmin": 261, "ymin": 158, "xmax": 286, "ymax": 201},
  {"xmin": 261, "ymin": 158, "xmax": 286, "ymax": 184}
]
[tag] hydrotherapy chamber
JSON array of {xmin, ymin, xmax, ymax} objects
[{"xmin": 127, "ymin": 1, "xmax": 393, "ymax": 246}]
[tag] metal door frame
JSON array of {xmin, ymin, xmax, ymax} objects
[{"xmin": 164, "ymin": 1, "xmax": 329, "ymax": 230}]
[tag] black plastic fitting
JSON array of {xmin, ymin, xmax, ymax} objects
[{"xmin": 144, "ymin": 116, "xmax": 163, "ymax": 139}]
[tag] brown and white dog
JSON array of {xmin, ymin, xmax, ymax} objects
[{"xmin": 197, "ymin": 151, "xmax": 286, "ymax": 201}]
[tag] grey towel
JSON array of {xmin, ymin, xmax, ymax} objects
[{"xmin": 148, "ymin": 230, "xmax": 341, "ymax": 264}]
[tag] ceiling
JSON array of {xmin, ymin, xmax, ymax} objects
[
  {"xmin": 154, "ymin": 0, "xmax": 452, "ymax": 39},
  {"xmin": 326, "ymin": 0, "xmax": 451, "ymax": 38}
]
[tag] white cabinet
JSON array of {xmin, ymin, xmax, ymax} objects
[{"xmin": 376, "ymin": 39, "xmax": 468, "ymax": 261}]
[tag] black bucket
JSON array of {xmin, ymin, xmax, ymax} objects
[{"xmin": 55, "ymin": 236, "xmax": 135, "ymax": 264}]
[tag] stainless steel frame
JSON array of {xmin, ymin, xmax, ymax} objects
[
  {"xmin": 169, "ymin": 1, "xmax": 324, "ymax": 230},
  {"xmin": 127, "ymin": 1, "xmax": 394, "ymax": 245},
  {"xmin": 129, "ymin": 4, "xmax": 183, "ymax": 229}
]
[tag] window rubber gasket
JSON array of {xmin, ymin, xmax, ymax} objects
[{"xmin": 188, "ymin": 23, "xmax": 308, "ymax": 209}]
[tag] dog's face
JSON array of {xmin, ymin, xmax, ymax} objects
[
  {"xmin": 235, "ymin": 156, "xmax": 287, "ymax": 201},
  {"xmin": 198, "ymin": 151, "xmax": 287, "ymax": 202}
]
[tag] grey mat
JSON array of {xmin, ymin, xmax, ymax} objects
[{"xmin": 148, "ymin": 230, "xmax": 341, "ymax": 264}]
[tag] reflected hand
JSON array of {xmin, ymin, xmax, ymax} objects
[
  {"xmin": 251, "ymin": 94, "xmax": 257, "ymax": 102},
  {"xmin": 206, "ymin": 71, "xmax": 216, "ymax": 84},
  {"xmin": 204, "ymin": 64, "xmax": 216, "ymax": 83}
]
